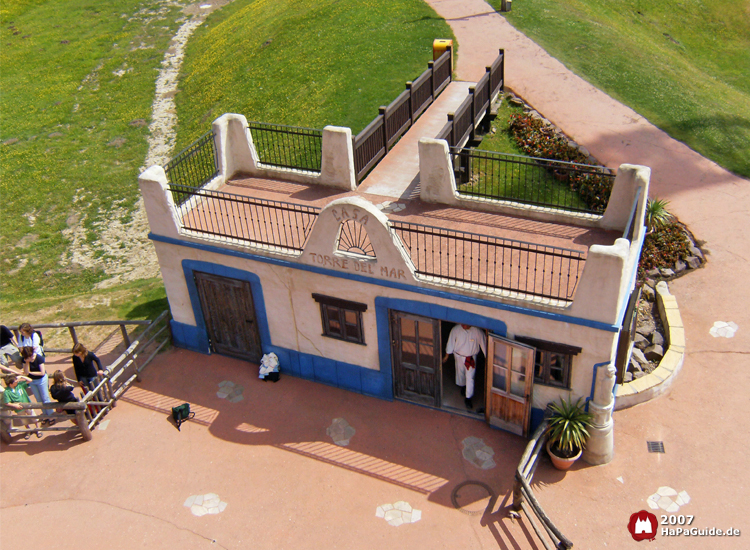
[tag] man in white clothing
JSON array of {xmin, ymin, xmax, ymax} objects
[{"xmin": 443, "ymin": 324, "xmax": 487, "ymax": 409}]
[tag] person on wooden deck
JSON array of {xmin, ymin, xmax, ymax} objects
[
  {"xmin": 443, "ymin": 324, "xmax": 487, "ymax": 410},
  {"xmin": 2, "ymin": 374, "xmax": 42, "ymax": 438},
  {"xmin": 71, "ymin": 343, "xmax": 103, "ymax": 392},
  {"xmin": 21, "ymin": 346, "xmax": 54, "ymax": 424},
  {"xmin": 50, "ymin": 370, "xmax": 79, "ymax": 425},
  {"xmin": 0, "ymin": 325, "xmax": 22, "ymax": 373},
  {"xmin": 18, "ymin": 323, "xmax": 44, "ymax": 362}
]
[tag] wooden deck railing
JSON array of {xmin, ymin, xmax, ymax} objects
[
  {"xmin": 513, "ymin": 411, "xmax": 574, "ymax": 549},
  {"xmin": 353, "ymin": 48, "xmax": 453, "ymax": 182},
  {"xmin": 437, "ymin": 49, "xmax": 504, "ymax": 148},
  {"xmin": 6, "ymin": 320, "xmax": 153, "ymax": 354},
  {"xmin": 1, "ymin": 311, "xmax": 171, "ymax": 443}
]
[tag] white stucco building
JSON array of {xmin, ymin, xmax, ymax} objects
[{"xmin": 139, "ymin": 109, "xmax": 648, "ymax": 450}]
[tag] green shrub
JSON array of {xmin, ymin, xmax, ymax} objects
[
  {"xmin": 638, "ymin": 223, "xmax": 690, "ymax": 279},
  {"xmin": 508, "ymin": 113, "xmax": 613, "ymax": 211}
]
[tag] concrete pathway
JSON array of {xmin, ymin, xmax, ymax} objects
[
  {"xmin": 358, "ymin": 81, "xmax": 473, "ymax": 199},
  {"xmin": 422, "ymin": 0, "xmax": 750, "ymax": 547}
]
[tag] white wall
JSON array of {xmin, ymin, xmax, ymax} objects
[{"xmin": 153, "ymin": 236, "xmax": 617, "ymax": 406}]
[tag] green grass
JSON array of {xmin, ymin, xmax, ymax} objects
[
  {"xmin": 473, "ymin": 98, "xmax": 526, "ymax": 155},
  {"xmin": 0, "ymin": 0, "xmax": 187, "ymax": 310},
  {"xmin": 1, "ymin": 0, "xmax": 453, "ymax": 324},
  {"xmin": 487, "ymin": 0, "xmax": 750, "ymax": 178},
  {"xmin": 458, "ymin": 99, "xmax": 590, "ymax": 211},
  {"xmin": 175, "ymin": 0, "xmax": 454, "ymax": 149}
]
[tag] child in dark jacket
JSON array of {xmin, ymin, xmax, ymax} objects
[{"xmin": 49, "ymin": 370, "xmax": 79, "ymax": 425}]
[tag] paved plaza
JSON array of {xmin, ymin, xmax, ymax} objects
[{"xmin": 3, "ymin": 1, "xmax": 749, "ymax": 548}]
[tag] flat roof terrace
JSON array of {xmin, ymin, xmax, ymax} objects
[{"xmin": 169, "ymin": 175, "xmax": 620, "ymax": 304}]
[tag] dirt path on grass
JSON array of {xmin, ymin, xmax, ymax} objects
[{"xmin": 62, "ymin": 0, "xmax": 233, "ymax": 291}]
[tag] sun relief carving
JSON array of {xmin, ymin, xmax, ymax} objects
[{"xmin": 336, "ymin": 219, "xmax": 375, "ymax": 258}]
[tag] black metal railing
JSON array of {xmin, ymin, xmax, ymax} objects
[
  {"xmin": 390, "ymin": 221, "xmax": 586, "ymax": 301},
  {"xmin": 169, "ymin": 184, "xmax": 320, "ymax": 251},
  {"xmin": 450, "ymin": 148, "xmax": 615, "ymax": 215},
  {"xmin": 164, "ymin": 131, "xmax": 219, "ymax": 195},
  {"xmin": 513, "ymin": 411, "xmax": 574, "ymax": 549},
  {"xmin": 248, "ymin": 122, "xmax": 323, "ymax": 173}
]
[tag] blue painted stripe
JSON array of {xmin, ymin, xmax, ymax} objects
[
  {"xmin": 615, "ymin": 230, "xmax": 647, "ymax": 329},
  {"xmin": 264, "ymin": 344, "xmax": 393, "ymax": 400},
  {"xmin": 149, "ymin": 232, "xmax": 619, "ymax": 332}
]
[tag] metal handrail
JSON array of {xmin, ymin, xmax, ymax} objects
[
  {"xmin": 247, "ymin": 122, "xmax": 323, "ymax": 173},
  {"xmin": 450, "ymin": 147, "xmax": 615, "ymax": 215},
  {"xmin": 390, "ymin": 220, "xmax": 586, "ymax": 301},
  {"xmin": 164, "ymin": 131, "xmax": 219, "ymax": 194},
  {"xmin": 513, "ymin": 413, "xmax": 574, "ymax": 549},
  {"xmin": 169, "ymin": 184, "xmax": 320, "ymax": 252}
]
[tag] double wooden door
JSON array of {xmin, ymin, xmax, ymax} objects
[
  {"xmin": 391, "ymin": 311, "xmax": 441, "ymax": 407},
  {"xmin": 485, "ymin": 334, "xmax": 534, "ymax": 436},
  {"xmin": 194, "ymin": 272, "xmax": 262, "ymax": 362}
]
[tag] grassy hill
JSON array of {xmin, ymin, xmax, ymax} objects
[
  {"xmin": 490, "ymin": 0, "xmax": 750, "ymax": 179},
  {"xmin": 0, "ymin": 0, "xmax": 453, "ymax": 323},
  {"xmin": 175, "ymin": 0, "xmax": 454, "ymax": 149}
]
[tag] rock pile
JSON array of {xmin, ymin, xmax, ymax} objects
[{"xmin": 625, "ymin": 300, "xmax": 666, "ymax": 382}]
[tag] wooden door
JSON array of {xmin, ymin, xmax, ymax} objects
[
  {"xmin": 194, "ymin": 272, "xmax": 262, "ymax": 362},
  {"xmin": 485, "ymin": 334, "xmax": 534, "ymax": 436},
  {"xmin": 391, "ymin": 311, "xmax": 441, "ymax": 407}
]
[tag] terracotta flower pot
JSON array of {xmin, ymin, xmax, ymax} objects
[{"xmin": 546, "ymin": 440, "xmax": 581, "ymax": 471}]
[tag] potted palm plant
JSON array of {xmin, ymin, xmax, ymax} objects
[{"xmin": 545, "ymin": 397, "xmax": 593, "ymax": 470}]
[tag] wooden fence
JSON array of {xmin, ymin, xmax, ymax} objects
[
  {"xmin": 5, "ymin": 319, "xmax": 152, "ymax": 354},
  {"xmin": 513, "ymin": 410, "xmax": 574, "ymax": 549},
  {"xmin": 437, "ymin": 49, "xmax": 505, "ymax": 148},
  {"xmin": 1, "ymin": 311, "xmax": 170, "ymax": 443},
  {"xmin": 353, "ymin": 48, "xmax": 453, "ymax": 182}
]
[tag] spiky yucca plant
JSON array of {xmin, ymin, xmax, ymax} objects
[
  {"xmin": 547, "ymin": 397, "xmax": 593, "ymax": 458},
  {"xmin": 645, "ymin": 198, "xmax": 674, "ymax": 233}
]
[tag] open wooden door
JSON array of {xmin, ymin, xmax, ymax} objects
[
  {"xmin": 485, "ymin": 334, "xmax": 534, "ymax": 436},
  {"xmin": 391, "ymin": 311, "xmax": 441, "ymax": 407}
]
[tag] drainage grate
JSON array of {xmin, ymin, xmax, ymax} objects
[{"xmin": 647, "ymin": 441, "xmax": 665, "ymax": 453}]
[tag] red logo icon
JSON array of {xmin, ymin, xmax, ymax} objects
[{"xmin": 628, "ymin": 510, "xmax": 658, "ymax": 541}]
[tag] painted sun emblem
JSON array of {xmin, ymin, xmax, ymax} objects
[{"xmin": 337, "ymin": 219, "xmax": 375, "ymax": 257}]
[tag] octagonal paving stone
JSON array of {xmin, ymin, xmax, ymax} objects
[
  {"xmin": 461, "ymin": 436, "xmax": 496, "ymax": 469},
  {"xmin": 646, "ymin": 486, "xmax": 690, "ymax": 512},
  {"xmin": 376, "ymin": 501, "xmax": 422, "ymax": 527},
  {"xmin": 326, "ymin": 417, "xmax": 355, "ymax": 446},
  {"xmin": 217, "ymin": 381, "xmax": 244, "ymax": 402},
  {"xmin": 184, "ymin": 493, "xmax": 228, "ymax": 516}
]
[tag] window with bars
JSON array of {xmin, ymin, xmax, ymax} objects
[
  {"xmin": 312, "ymin": 294, "xmax": 367, "ymax": 345},
  {"xmin": 515, "ymin": 336, "xmax": 582, "ymax": 389}
]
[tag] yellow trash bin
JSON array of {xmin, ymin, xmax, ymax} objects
[{"xmin": 433, "ymin": 39, "xmax": 453, "ymax": 61}]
